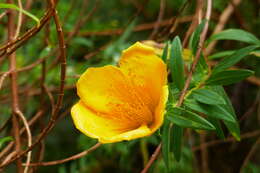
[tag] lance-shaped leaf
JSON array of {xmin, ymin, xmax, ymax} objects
[
  {"xmin": 169, "ymin": 37, "xmax": 185, "ymax": 90},
  {"xmin": 212, "ymin": 45, "xmax": 259, "ymax": 74},
  {"xmin": 206, "ymin": 69, "xmax": 254, "ymax": 85},
  {"xmin": 191, "ymin": 88, "xmax": 226, "ymax": 105},
  {"xmin": 167, "ymin": 107, "xmax": 215, "ymax": 130},
  {"xmin": 171, "ymin": 125, "xmax": 183, "ymax": 161},
  {"xmin": 184, "ymin": 99, "xmax": 236, "ymax": 123},
  {"xmin": 211, "ymin": 86, "xmax": 240, "ymax": 140},
  {"xmin": 207, "ymin": 29, "xmax": 260, "ymax": 45},
  {"xmin": 162, "ymin": 119, "xmax": 171, "ymax": 169}
]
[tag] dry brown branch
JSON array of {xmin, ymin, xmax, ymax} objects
[
  {"xmin": 182, "ymin": 0, "xmax": 202, "ymax": 47},
  {"xmin": 77, "ymin": 16, "xmax": 193, "ymax": 36},
  {"xmin": 0, "ymin": 0, "xmax": 67, "ymax": 168},
  {"xmin": 239, "ymin": 137, "xmax": 260, "ymax": 172},
  {"xmin": 0, "ymin": 110, "xmax": 44, "ymax": 161},
  {"xmin": 192, "ymin": 130, "xmax": 260, "ymax": 151},
  {"xmin": 7, "ymin": 0, "xmax": 23, "ymax": 172},
  {"xmin": 25, "ymin": 143, "xmax": 101, "ymax": 166},
  {"xmin": 149, "ymin": 0, "xmax": 165, "ymax": 39},
  {"xmin": 200, "ymin": 133, "xmax": 209, "ymax": 173},
  {"xmin": 16, "ymin": 110, "xmax": 32, "ymax": 173},
  {"xmin": 0, "ymin": 11, "xmax": 7, "ymax": 20},
  {"xmin": 14, "ymin": 0, "xmax": 23, "ymax": 38},
  {"xmin": 0, "ymin": 9, "xmax": 53, "ymax": 57},
  {"xmin": 205, "ymin": 0, "xmax": 242, "ymax": 56},
  {"xmin": 0, "ymin": 71, "xmax": 11, "ymax": 90}
]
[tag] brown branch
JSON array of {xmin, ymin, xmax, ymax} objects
[
  {"xmin": 0, "ymin": 9, "xmax": 53, "ymax": 57},
  {"xmin": 182, "ymin": 0, "xmax": 203, "ymax": 47},
  {"xmin": 0, "ymin": 110, "xmax": 44, "ymax": 162},
  {"xmin": 239, "ymin": 137, "xmax": 260, "ymax": 172},
  {"xmin": 149, "ymin": 0, "xmax": 165, "ymax": 39},
  {"xmin": 7, "ymin": 0, "xmax": 23, "ymax": 172},
  {"xmin": 200, "ymin": 133, "xmax": 209, "ymax": 173},
  {"xmin": 205, "ymin": 0, "xmax": 242, "ymax": 56},
  {"xmin": 15, "ymin": 110, "xmax": 32, "ymax": 173},
  {"xmin": 77, "ymin": 16, "xmax": 193, "ymax": 37},
  {"xmin": 26, "ymin": 143, "xmax": 101, "ymax": 166},
  {"xmin": 0, "ymin": 0, "xmax": 67, "ymax": 168},
  {"xmin": 0, "ymin": 11, "xmax": 7, "ymax": 20},
  {"xmin": 140, "ymin": 143, "xmax": 162, "ymax": 173},
  {"xmin": 192, "ymin": 130, "xmax": 260, "ymax": 151}
]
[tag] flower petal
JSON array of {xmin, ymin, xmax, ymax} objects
[
  {"xmin": 76, "ymin": 65, "xmax": 153, "ymax": 128},
  {"xmin": 119, "ymin": 42, "xmax": 167, "ymax": 109},
  {"xmin": 71, "ymin": 101, "xmax": 153, "ymax": 143},
  {"xmin": 149, "ymin": 85, "xmax": 169, "ymax": 131}
]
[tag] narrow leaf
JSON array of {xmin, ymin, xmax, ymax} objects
[
  {"xmin": 167, "ymin": 107, "xmax": 215, "ymax": 130},
  {"xmin": 170, "ymin": 37, "xmax": 185, "ymax": 90},
  {"xmin": 0, "ymin": 3, "xmax": 40, "ymax": 25},
  {"xmin": 211, "ymin": 86, "xmax": 240, "ymax": 140},
  {"xmin": 171, "ymin": 125, "xmax": 183, "ymax": 161},
  {"xmin": 162, "ymin": 120, "xmax": 171, "ymax": 169},
  {"xmin": 162, "ymin": 42, "xmax": 169, "ymax": 62},
  {"xmin": 0, "ymin": 136, "xmax": 13, "ymax": 149},
  {"xmin": 184, "ymin": 99, "xmax": 236, "ymax": 123},
  {"xmin": 192, "ymin": 89, "xmax": 226, "ymax": 105},
  {"xmin": 206, "ymin": 69, "xmax": 254, "ymax": 85},
  {"xmin": 209, "ymin": 50, "xmax": 236, "ymax": 59},
  {"xmin": 212, "ymin": 45, "xmax": 258, "ymax": 74},
  {"xmin": 189, "ymin": 20, "xmax": 206, "ymax": 54},
  {"xmin": 207, "ymin": 117, "xmax": 225, "ymax": 139},
  {"xmin": 207, "ymin": 29, "xmax": 260, "ymax": 45}
]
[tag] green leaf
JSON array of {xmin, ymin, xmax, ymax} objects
[
  {"xmin": 170, "ymin": 36, "xmax": 185, "ymax": 90},
  {"xmin": 211, "ymin": 86, "xmax": 240, "ymax": 140},
  {"xmin": 0, "ymin": 136, "xmax": 13, "ymax": 149},
  {"xmin": 206, "ymin": 69, "xmax": 254, "ymax": 85},
  {"xmin": 191, "ymin": 89, "xmax": 226, "ymax": 105},
  {"xmin": 167, "ymin": 107, "xmax": 215, "ymax": 130},
  {"xmin": 208, "ymin": 50, "xmax": 236, "ymax": 59},
  {"xmin": 162, "ymin": 42, "xmax": 169, "ymax": 63},
  {"xmin": 189, "ymin": 20, "xmax": 206, "ymax": 54},
  {"xmin": 184, "ymin": 99, "xmax": 236, "ymax": 123},
  {"xmin": 162, "ymin": 120, "xmax": 171, "ymax": 169},
  {"xmin": 207, "ymin": 117, "xmax": 225, "ymax": 139},
  {"xmin": 171, "ymin": 125, "xmax": 183, "ymax": 161},
  {"xmin": 207, "ymin": 29, "xmax": 260, "ymax": 45},
  {"xmin": 0, "ymin": 3, "xmax": 40, "ymax": 25},
  {"xmin": 212, "ymin": 45, "xmax": 258, "ymax": 74}
]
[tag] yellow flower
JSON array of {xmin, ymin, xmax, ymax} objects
[{"xmin": 71, "ymin": 42, "xmax": 168, "ymax": 143}]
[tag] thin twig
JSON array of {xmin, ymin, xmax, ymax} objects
[
  {"xmin": 0, "ymin": 71, "xmax": 11, "ymax": 90},
  {"xmin": 25, "ymin": 143, "xmax": 101, "ymax": 166},
  {"xmin": 0, "ymin": 0, "xmax": 67, "ymax": 168},
  {"xmin": 149, "ymin": 0, "xmax": 165, "ymax": 39},
  {"xmin": 0, "ymin": 11, "xmax": 7, "ymax": 20},
  {"xmin": 14, "ymin": 0, "xmax": 23, "ymax": 38},
  {"xmin": 7, "ymin": 0, "xmax": 23, "ymax": 172},
  {"xmin": 239, "ymin": 137, "xmax": 260, "ymax": 172},
  {"xmin": 15, "ymin": 110, "xmax": 32, "ymax": 173},
  {"xmin": 192, "ymin": 130, "xmax": 260, "ymax": 151},
  {"xmin": 200, "ymin": 133, "xmax": 209, "ymax": 173},
  {"xmin": 205, "ymin": 0, "xmax": 242, "ymax": 56}
]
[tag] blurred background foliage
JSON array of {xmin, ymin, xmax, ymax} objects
[{"xmin": 0, "ymin": 0, "xmax": 259, "ymax": 173}]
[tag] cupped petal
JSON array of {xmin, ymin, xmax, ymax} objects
[
  {"xmin": 76, "ymin": 65, "xmax": 153, "ymax": 129},
  {"xmin": 71, "ymin": 101, "xmax": 153, "ymax": 143},
  {"xmin": 119, "ymin": 42, "xmax": 167, "ymax": 109},
  {"xmin": 149, "ymin": 85, "xmax": 169, "ymax": 131}
]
